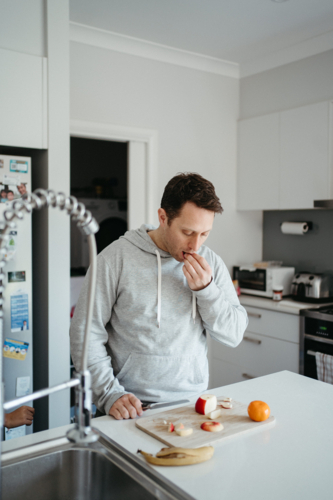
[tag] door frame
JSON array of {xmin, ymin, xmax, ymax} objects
[{"xmin": 70, "ymin": 120, "xmax": 159, "ymax": 228}]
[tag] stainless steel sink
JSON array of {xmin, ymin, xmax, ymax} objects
[{"xmin": 1, "ymin": 431, "xmax": 194, "ymax": 500}]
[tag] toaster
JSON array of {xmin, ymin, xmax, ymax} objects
[{"xmin": 290, "ymin": 273, "xmax": 333, "ymax": 301}]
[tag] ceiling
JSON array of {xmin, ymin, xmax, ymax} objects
[{"xmin": 70, "ymin": 0, "xmax": 333, "ymax": 68}]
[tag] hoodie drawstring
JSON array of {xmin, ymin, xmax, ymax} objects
[
  {"xmin": 155, "ymin": 249, "xmax": 196, "ymax": 327},
  {"xmin": 192, "ymin": 292, "xmax": 196, "ymax": 324},
  {"xmin": 155, "ymin": 250, "xmax": 162, "ymax": 328}
]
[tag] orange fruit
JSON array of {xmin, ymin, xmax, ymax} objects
[{"xmin": 247, "ymin": 401, "xmax": 270, "ymax": 422}]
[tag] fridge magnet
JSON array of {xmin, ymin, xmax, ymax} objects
[
  {"xmin": 0, "ymin": 229, "xmax": 17, "ymax": 260},
  {"xmin": 10, "ymin": 291, "xmax": 29, "ymax": 332},
  {"xmin": 8, "ymin": 271, "xmax": 26, "ymax": 283},
  {"xmin": 3, "ymin": 338, "xmax": 29, "ymax": 360},
  {"xmin": 9, "ymin": 159, "xmax": 29, "ymax": 174},
  {"xmin": 16, "ymin": 376, "xmax": 31, "ymax": 397},
  {"xmin": 3, "ymin": 230, "xmax": 17, "ymax": 260},
  {"xmin": 5, "ymin": 425, "xmax": 26, "ymax": 440}
]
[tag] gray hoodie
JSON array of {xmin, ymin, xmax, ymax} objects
[{"xmin": 70, "ymin": 224, "xmax": 248, "ymax": 415}]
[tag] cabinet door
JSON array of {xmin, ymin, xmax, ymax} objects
[
  {"xmin": 212, "ymin": 331, "xmax": 299, "ymax": 374},
  {"xmin": 237, "ymin": 113, "xmax": 280, "ymax": 210},
  {"xmin": 0, "ymin": 48, "xmax": 47, "ymax": 149},
  {"xmin": 279, "ymin": 101, "xmax": 331, "ymax": 209}
]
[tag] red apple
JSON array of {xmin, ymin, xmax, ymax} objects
[
  {"xmin": 201, "ymin": 421, "xmax": 224, "ymax": 433},
  {"xmin": 195, "ymin": 394, "xmax": 217, "ymax": 415}
]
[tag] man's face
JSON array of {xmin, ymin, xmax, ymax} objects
[
  {"xmin": 18, "ymin": 184, "xmax": 26, "ymax": 195},
  {"xmin": 159, "ymin": 202, "xmax": 214, "ymax": 262}
]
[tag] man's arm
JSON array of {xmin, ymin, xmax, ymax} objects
[
  {"xmin": 70, "ymin": 254, "xmax": 143, "ymax": 419},
  {"xmin": 183, "ymin": 252, "xmax": 248, "ymax": 346}
]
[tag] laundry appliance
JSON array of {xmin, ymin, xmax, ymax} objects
[{"xmin": 70, "ymin": 198, "xmax": 127, "ymax": 271}]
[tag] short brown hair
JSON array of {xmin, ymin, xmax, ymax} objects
[{"xmin": 161, "ymin": 173, "xmax": 223, "ymax": 224}]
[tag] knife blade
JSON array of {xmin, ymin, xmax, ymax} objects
[{"xmin": 141, "ymin": 399, "xmax": 189, "ymax": 411}]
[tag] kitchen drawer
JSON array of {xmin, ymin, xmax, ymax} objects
[
  {"xmin": 210, "ymin": 345, "xmax": 299, "ymax": 389},
  {"xmin": 210, "ymin": 358, "xmax": 273, "ymax": 388},
  {"xmin": 209, "ymin": 359, "xmax": 246, "ymax": 389},
  {"xmin": 212, "ymin": 331, "xmax": 299, "ymax": 374},
  {"xmin": 245, "ymin": 306, "xmax": 299, "ymax": 343}
]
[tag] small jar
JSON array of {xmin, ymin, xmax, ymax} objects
[{"xmin": 273, "ymin": 286, "xmax": 283, "ymax": 301}]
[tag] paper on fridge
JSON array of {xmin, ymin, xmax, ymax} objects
[
  {"xmin": 3, "ymin": 338, "xmax": 29, "ymax": 361},
  {"xmin": 10, "ymin": 289, "xmax": 29, "ymax": 332}
]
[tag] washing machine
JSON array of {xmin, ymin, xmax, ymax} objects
[{"xmin": 70, "ymin": 198, "xmax": 128, "ymax": 271}]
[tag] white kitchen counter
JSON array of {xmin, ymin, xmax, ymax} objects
[
  {"xmin": 239, "ymin": 294, "xmax": 332, "ymax": 314},
  {"xmin": 2, "ymin": 371, "xmax": 333, "ymax": 500}
]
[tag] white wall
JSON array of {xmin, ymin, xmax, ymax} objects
[
  {"xmin": 240, "ymin": 49, "xmax": 333, "ymax": 119},
  {"xmin": 0, "ymin": 0, "xmax": 46, "ymax": 57},
  {"xmin": 70, "ymin": 42, "xmax": 262, "ymax": 271},
  {"xmin": 0, "ymin": 0, "xmax": 71, "ymax": 432}
]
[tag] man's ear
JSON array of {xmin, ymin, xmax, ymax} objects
[{"xmin": 158, "ymin": 208, "xmax": 168, "ymax": 227}]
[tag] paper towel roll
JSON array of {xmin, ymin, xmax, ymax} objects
[{"xmin": 280, "ymin": 222, "xmax": 309, "ymax": 235}]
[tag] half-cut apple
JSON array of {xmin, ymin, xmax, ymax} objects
[{"xmin": 195, "ymin": 394, "xmax": 217, "ymax": 415}]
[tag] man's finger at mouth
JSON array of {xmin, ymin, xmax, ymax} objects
[
  {"xmin": 184, "ymin": 254, "xmax": 204, "ymax": 275},
  {"xmin": 190, "ymin": 253, "xmax": 210, "ymax": 270},
  {"xmin": 183, "ymin": 261, "xmax": 197, "ymax": 281},
  {"xmin": 183, "ymin": 265, "xmax": 195, "ymax": 284}
]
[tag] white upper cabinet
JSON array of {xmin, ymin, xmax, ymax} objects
[
  {"xmin": 238, "ymin": 113, "xmax": 280, "ymax": 210},
  {"xmin": 280, "ymin": 102, "xmax": 330, "ymax": 209},
  {"xmin": 237, "ymin": 101, "xmax": 332, "ymax": 210},
  {"xmin": 0, "ymin": 48, "xmax": 47, "ymax": 149}
]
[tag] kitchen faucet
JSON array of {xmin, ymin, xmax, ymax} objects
[{"xmin": 0, "ymin": 189, "xmax": 100, "ymax": 456}]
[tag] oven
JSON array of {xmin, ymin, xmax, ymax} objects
[{"xmin": 300, "ymin": 306, "xmax": 333, "ymax": 379}]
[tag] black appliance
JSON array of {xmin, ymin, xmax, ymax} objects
[{"xmin": 300, "ymin": 306, "xmax": 333, "ymax": 379}]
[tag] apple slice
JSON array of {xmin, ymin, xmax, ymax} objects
[
  {"xmin": 223, "ymin": 397, "xmax": 232, "ymax": 402},
  {"xmin": 195, "ymin": 394, "xmax": 217, "ymax": 415},
  {"xmin": 201, "ymin": 421, "xmax": 224, "ymax": 433},
  {"xmin": 175, "ymin": 427, "xmax": 193, "ymax": 437},
  {"xmin": 207, "ymin": 409, "xmax": 222, "ymax": 420},
  {"xmin": 220, "ymin": 401, "xmax": 232, "ymax": 409},
  {"xmin": 174, "ymin": 423, "xmax": 184, "ymax": 432},
  {"xmin": 168, "ymin": 423, "xmax": 175, "ymax": 433}
]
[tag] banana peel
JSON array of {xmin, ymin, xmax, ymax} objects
[{"xmin": 137, "ymin": 446, "xmax": 214, "ymax": 466}]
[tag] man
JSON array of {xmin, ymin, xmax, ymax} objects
[
  {"xmin": 17, "ymin": 183, "xmax": 27, "ymax": 196},
  {"xmin": 70, "ymin": 173, "xmax": 248, "ymax": 420}
]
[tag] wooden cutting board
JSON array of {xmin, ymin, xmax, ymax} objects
[{"xmin": 135, "ymin": 396, "xmax": 275, "ymax": 448}]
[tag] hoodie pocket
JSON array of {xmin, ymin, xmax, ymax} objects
[{"xmin": 116, "ymin": 352, "xmax": 207, "ymax": 398}]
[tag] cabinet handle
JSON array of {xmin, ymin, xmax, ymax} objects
[
  {"xmin": 248, "ymin": 312, "xmax": 262, "ymax": 318},
  {"xmin": 242, "ymin": 373, "xmax": 255, "ymax": 380},
  {"xmin": 243, "ymin": 336, "xmax": 262, "ymax": 345}
]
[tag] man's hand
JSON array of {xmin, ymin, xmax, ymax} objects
[
  {"xmin": 109, "ymin": 394, "xmax": 143, "ymax": 420},
  {"xmin": 183, "ymin": 253, "xmax": 212, "ymax": 291},
  {"xmin": 5, "ymin": 406, "xmax": 35, "ymax": 429}
]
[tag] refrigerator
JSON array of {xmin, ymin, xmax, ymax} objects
[{"xmin": 0, "ymin": 154, "xmax": 33, "ymax": 440}]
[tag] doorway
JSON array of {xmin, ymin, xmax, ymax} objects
[{"xmin": 70, "ymin": 136, "xmax": 128, "ymax": 275}]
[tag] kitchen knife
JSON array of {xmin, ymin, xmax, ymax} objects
[{"xmin": 142, "ymin": 399, "xmax": 189, "ymax": 411}]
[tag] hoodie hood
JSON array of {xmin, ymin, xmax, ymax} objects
[
  {"xmin": 121, "ymin": 224, "xmax": 196, "ymax": 327},
  {"xmin": 121, "ymin": 224, "xmax": 170, "ymax": 257}
]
